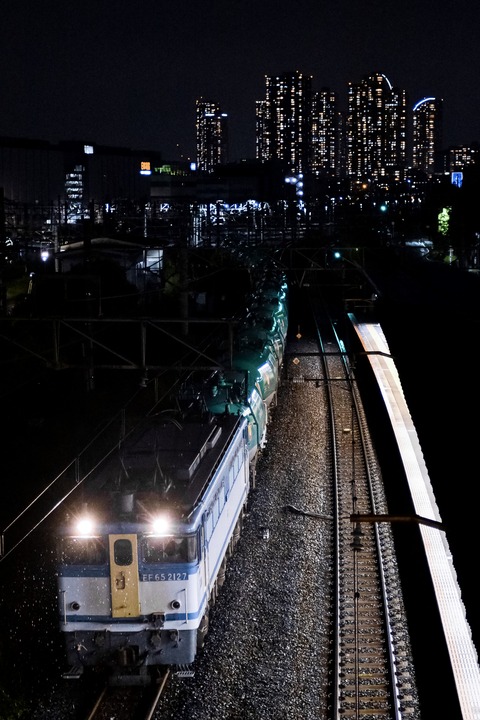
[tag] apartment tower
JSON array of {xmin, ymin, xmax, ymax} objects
[
  {"xmin": 412, "ymin": 97, "xmax": 443, "ymax": 177},
  {"xmin": 196, "ymin": 99, "xmax": 228, "ymax": 173},
  {"xmin": 256, "ymin": 71, "xmax": 313, "ymax": 174},
  {"xmin": 347, "ymin": 72, "xmax": 407, "ymax": 180},
  {"xmin": 311, "ymin": 88, "xmax": 343, "ymax": 177}
]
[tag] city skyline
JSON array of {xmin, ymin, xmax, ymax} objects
[{"xmin": 1, "ymin": 1, "xmax": 479, "ymax": 162}]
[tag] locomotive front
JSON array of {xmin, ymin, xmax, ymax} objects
[
  {"xmin": 56, "ymin": 413, "xmax": 250, "ymax": 684},
  {"xmin": 56, "ymin": 504, "xmax": 204, "ymax": 680}
]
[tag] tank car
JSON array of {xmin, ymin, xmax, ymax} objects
[
  {"xmin": 214, "ymin": 283, "xmax": 288, "ymax": 410},
  {"xmin": 200, "ymin": 369, "xmax": 268, "ymax": 468},
  {"xmin": 56, "ymin": 411, "xmax": 250, "ymax": 684},
  {"xmin": 237, "ymin": 318, "xmax": 285, "ymax": 370},
  {"xmin": 247, "ymin": 298, "xmax": 288, "ymax": 347},
  {"xmin": 226, "ymin": 341, "xmax": 279, "ymax": 408},
  {"xmin": 249, "ymin": 275, "xmax": 288, "ymax": 342},
  {"xmin": 181, "ymin": 270, "xmax": 288, "ymax": 463}
]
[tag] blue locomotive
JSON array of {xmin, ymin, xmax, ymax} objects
[
  {"xmin": 56, "ymin": 412, "xmax": 250, "ymax": 684},
  {"xmin": 55, "ymin": 269, "xmax": 288, "ymax": 685}
]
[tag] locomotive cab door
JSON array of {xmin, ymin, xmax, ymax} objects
[{"xmin": 108, "ymin": 534, "xmax": 141, "ymax": 618}]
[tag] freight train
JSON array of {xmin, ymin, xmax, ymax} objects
[{"xmin": 55, "ymin": 269, "xmax": 288, "ymax": 685}]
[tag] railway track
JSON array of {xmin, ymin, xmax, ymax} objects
[
  {"xmin": 308, "ymin": 291, "xmax": 420, "ymax": 718},
  {"xmin": 84, "ymin": 670, "xmax": 170, "ymax": 720}
]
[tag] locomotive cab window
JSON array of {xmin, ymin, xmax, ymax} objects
[
  {"xmin": 59, "ymin": 537, "xmax": 107, "ymax": 565},
  {"xmin": 143, "ymin": 535, "xmax": 197, "ymax": 563},
  {"xmin": 113, "ymin": 538, "xmax": 133, "ymax": 566}
]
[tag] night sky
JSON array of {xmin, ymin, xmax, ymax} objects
[{"xmin": 1, "ymin": 0, "xmax": 479, "ymax": 162}]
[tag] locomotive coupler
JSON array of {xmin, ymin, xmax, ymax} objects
[{"xmin": 151, "ymin": 612, "xmax": 165, "ymax": 628}]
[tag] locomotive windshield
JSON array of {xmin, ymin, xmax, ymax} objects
[
  {"xmin": 59, "ymin": 536, "xmax": 107, "ymax": 565},
  {"xmin": 113, "ymin": 538, "xmax": 133, "ymax": 565},
  {"xmin": 143, "ymin": 534, "xmax": 197, "ymax": 563}
]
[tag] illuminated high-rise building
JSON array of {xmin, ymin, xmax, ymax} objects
[
  {"xmin": 445, "ymin": 144, "xmax": 478, "ymax": 174},
  {"xmin": 255, "ymin": 71, "xmax": 313, "ymax": 174},
  {"xmin": 347, "ymin": 72, "xmax": 407, "ymax": 180},
  {"xmin": 311, "ymin": 88, "xmax": 342, "ymax": 177},
  {"xmin": 196, "ymin": 99, "xmax": 228, "ymax": 173},
  {"xmin": 412, "ymin": 97, "xmax": 443, "ymax": 177}
]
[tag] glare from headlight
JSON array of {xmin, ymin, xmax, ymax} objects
[
  {"xmin": 75, "ymin": 516, "xmax": 95, "ymax": 536},
  {"xmin": 151, "ymin": 515, "xmax": 171, "ymax": 535}
]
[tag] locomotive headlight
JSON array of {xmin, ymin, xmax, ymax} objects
[
  {"xmin": 151, "ymin": 515, "xmax": 171, "ymax": 535},
  {"xmin": 75, "ymin": 516, "xmax": 95, "ymax": 536}
]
